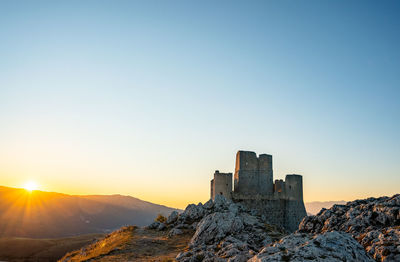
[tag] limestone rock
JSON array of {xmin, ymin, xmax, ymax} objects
[
  {"xmin": 157, "ymin": 222, "xmax": 166, "ymax": 231},
  {"xmin": 147, "ymin": 221, "xmax": 161, "ymax": 230},
  {"xmin": 168, "ymin": 228, "xmax": 183, "ymax": 237},
  {"xmin": 166, "ymin": 210, "xmax": 179, "ymax": 224},
  {"xmin": 176, "ymin": 195, "xmax": 275, "ymax": 262},
  {"xmin": 250, "ymin": 231, "xmax": 374, "ymax": 262},
  {"xmin": 190, "ymin": 212, "xmax": 244, "ymax": 246},
  {"xmin": 179, "ymin": 203, "xmax": 205, "ymax": 223},
  {"xmin": 299, "ymin": 194, "xmax": 400, "ymax": 261},
  {"xmin": 359, "ymin": 226, "xmax": 400, "ymax": 261},
  {"xmin": 213, "ymin": 194, "xmax": 230, "ymax": 211},
  {"xmin": 203, "ymin": 199, "xmax": 214, "ymax": 209}
]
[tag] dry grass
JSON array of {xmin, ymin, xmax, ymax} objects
[
  {"xmin": 59, "ymin": 226, "xmax": 194, "ymax": 262},
  {"xmin": 60, "ymin": 226, "xmax": 136, "ymax": 262}
]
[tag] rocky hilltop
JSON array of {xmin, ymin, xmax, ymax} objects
[
  {"xmin": 60, "ymin": 194, "xmax": 400, "ymax": 262},
  {"xmin": 173, "ymin": 195, "xmax": 373, "ymax": 262},
  {"xmin": 299, "ymin": 194, "xmax": 400, "ymax": 261}
]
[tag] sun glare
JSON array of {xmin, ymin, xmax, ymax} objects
[{"xmin": 23, "ymin": 181, "xmax": 39, "ymax": 192}]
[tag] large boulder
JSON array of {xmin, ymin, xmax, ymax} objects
[
  {"xmin": 178, "ymin": 203, "xmax": 205, "ymax": 223},
  {"xmin": 166, "ymin": 210, "xmax": 179, "ymax": 224},
  {"xmin": 190, "ymin": 212, "xmax": 244, "ymax": 246},
  {"xmin": 147, "ymin": 221, "xmax": 161, "ymax": 230},
  {"xmin": 250, "ymin": 231, "xmax": 374, "ymax": 262}
]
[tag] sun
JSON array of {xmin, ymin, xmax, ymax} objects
[{"xmin": 23, "ymin": 181, "xmax": 39, "ymax": 192}]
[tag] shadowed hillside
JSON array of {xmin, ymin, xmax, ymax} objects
[
  {"xmin": 0, "ymin": 186, "xmax": 179, "ymax": 238},
  {"xmin": 0, "ymin": 234, "xmax": 104, "ymax": 262}
]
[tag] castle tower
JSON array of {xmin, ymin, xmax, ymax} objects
[
  {"xmin": 234, "ymin": 151, "xmax": 273, "ymax": 195},
  {"xmin": 258, "ymin": 154, "xmax": 273, "ymax": 195},
  {"xmin": 210, "ymin": 170, "xmax": 232, "ymax": 200},
  {"xmin": 283, "ymin": 174, "xmax": 306, "ymax": 231},
  {"xmin": 234, "ymin": 151, "xmax": 258, "ymax": 194},
  {"xmin": 284, "ymin": 174, "xmax": 303, "ymax": 201}
]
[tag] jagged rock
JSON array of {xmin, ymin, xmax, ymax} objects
[
  {"xmin": 359, "ymin": 226, "xmax": 400, "ymax": 261},
  {"xmin": 157, "ymin": 222, "xmax": 166, "ymax": 231},
  {"xmin": 176, "ymin": 195, "xmax": 275, "ymax": 262},
  {"xmin": 250, "ymin": 231, "xmax": 374, "ymax": 262},
  {"xmin": 213, "ymin": 194, "xmax": 230, "ymax": 211},
  {"xmin": 299, "ymin": 195, "xmax": 400, "ymax": 235},
  {"xmin": 203, "ymin": 199, "xmax": 214, "ymax": 209},
  {"xmin": 299, "ymin": 194, "xmax": 400, "ymax": 261},
  {"xmin": 168, "ymin": 228, "xmax": 183, "ymax": 237},
  {"xmin": 175, "ymin": 223, "xmax": 190, "ymax": 229},
  {"xmin": 190, "ymin": 212, "xmax": 244, "ymax": 246},
  {"xmin": 147, "ymin": 221, "xmax": 161, "ymax": 229},
  {"xmin": 191, "ymin": 222, "xmax": 198, "ymax": 230},
  {"xmin": 179, "ymin": 203, "xmax": 205, "ymax": 223},
  {"xmin": 167, "ymin": 210, "xmax": 179, "ymax": 224}
]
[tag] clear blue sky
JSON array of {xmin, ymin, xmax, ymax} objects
[{"xmin": 0, "ymin": 0, "xmax": 399, "ymax": 208}]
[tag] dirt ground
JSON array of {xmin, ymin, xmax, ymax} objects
[{"xmin": 59, "ymin": 226, "xmax": 194, "ymax": 262}]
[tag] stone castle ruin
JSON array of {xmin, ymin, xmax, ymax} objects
[{"xmin": 210, "ymin": 151, "xmax": 306, "ymax": 231}]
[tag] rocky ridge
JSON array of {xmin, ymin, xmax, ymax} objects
[
  {"xmin": 149, "ymin": 195, "xmax": 380, "ymax": 261},
  {"xmin": 299, "ymin": 194, "xmax": 400, "ymax": 261},
  {"xmin": 148, "ymin": 195, "xmax": 284, "ymax": 261},
  {"xmin": 59, "ymin": 194, "xmax": 400, "ymax": 261},
  {"xmin": 250, "ymin": 231, "xmax": 373, "ymax": 262}
]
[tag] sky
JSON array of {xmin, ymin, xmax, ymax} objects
[{"xmin": 0, "ymin": 0, "xmax": 399, "ymax": 209}]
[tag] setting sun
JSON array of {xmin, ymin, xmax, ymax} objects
[{"xmin": 23, "ymin": 181, "xmax": 39, "ymax": 192}]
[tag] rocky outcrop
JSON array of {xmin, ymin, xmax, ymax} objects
[
  {"xmin": 250, "ymin": 231, "xmax": 374, "ymax": 262},
  {"xmin": 166, "ymin": 210, "xmax": 179, "ymax": 224},
  {"xmin": 359, "ymin": 226, "xmax": 400, "ymax": 261},
  {"xmin": 154, "ymin": 195, "xmax": 284, "ymax": 262},
  {"xmin": 299, "ymin": 194, "xmax": 400, "ymax": 261},
  {"xmin": 178, "ymin": 210, "xmax": 273, "ymax": 262},
  {"xmin": 145, "ymin": 194, "xmax": 399, "ymax": 261}
]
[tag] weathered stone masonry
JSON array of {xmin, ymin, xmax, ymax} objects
[{"xmin": 210, "ymin": 150, "xmax": 307, "ymax": 232}]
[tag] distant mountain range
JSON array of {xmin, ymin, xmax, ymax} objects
[
  {"xmin": 305, "ymin": 200, "xmax": 347, "ymax": 215},
  {"xmin": 0, "ymin": 186, "xmax": 180, "ymax": 238}
]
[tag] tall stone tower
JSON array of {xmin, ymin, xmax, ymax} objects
[
  {"xmin": 210, "ymin": 170, "xmax": 232, "ymax": 200},
  {"xmin": 234, "ymin": 151, "xmax": 273, "ymax": 195}
]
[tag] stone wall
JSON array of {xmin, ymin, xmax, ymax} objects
[
  {"xmin": 211, "ymin": 171, "xmax": 232, "ymax": 200},
  {"xmin": 284, "ymin": 174, "xmax": 303, "ymax": 201},
  {"xmin": 284, "ymin": 199, "xmax": 307, "ymax": 232},
  {"xmin": 232, "ymin": 193, "xmax": 306, "ymax": 232}
]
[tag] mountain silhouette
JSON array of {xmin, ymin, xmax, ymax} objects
[{"xmin": 0, "ymin": 186, "xmax": 179, "ymax": 238}]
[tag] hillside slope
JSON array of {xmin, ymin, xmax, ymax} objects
[
  {"xmin": 61, "ymin": 194, "xmax": 400, "ymax": 262},
  {"xmin": 0, "ymin": 234, "xmax": 104, "ymax": 262},
  {"xmin": 60, "ymin": 226, "xmax": 192, "ymax": 262},
  {"xmin": 0, "ymin": 186, "xmax": 179, "ymax": 238}
]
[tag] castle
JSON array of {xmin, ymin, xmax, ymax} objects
[{"xmin": 210, "ymin": 151, "xmax": 306, "ymax": 232}]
